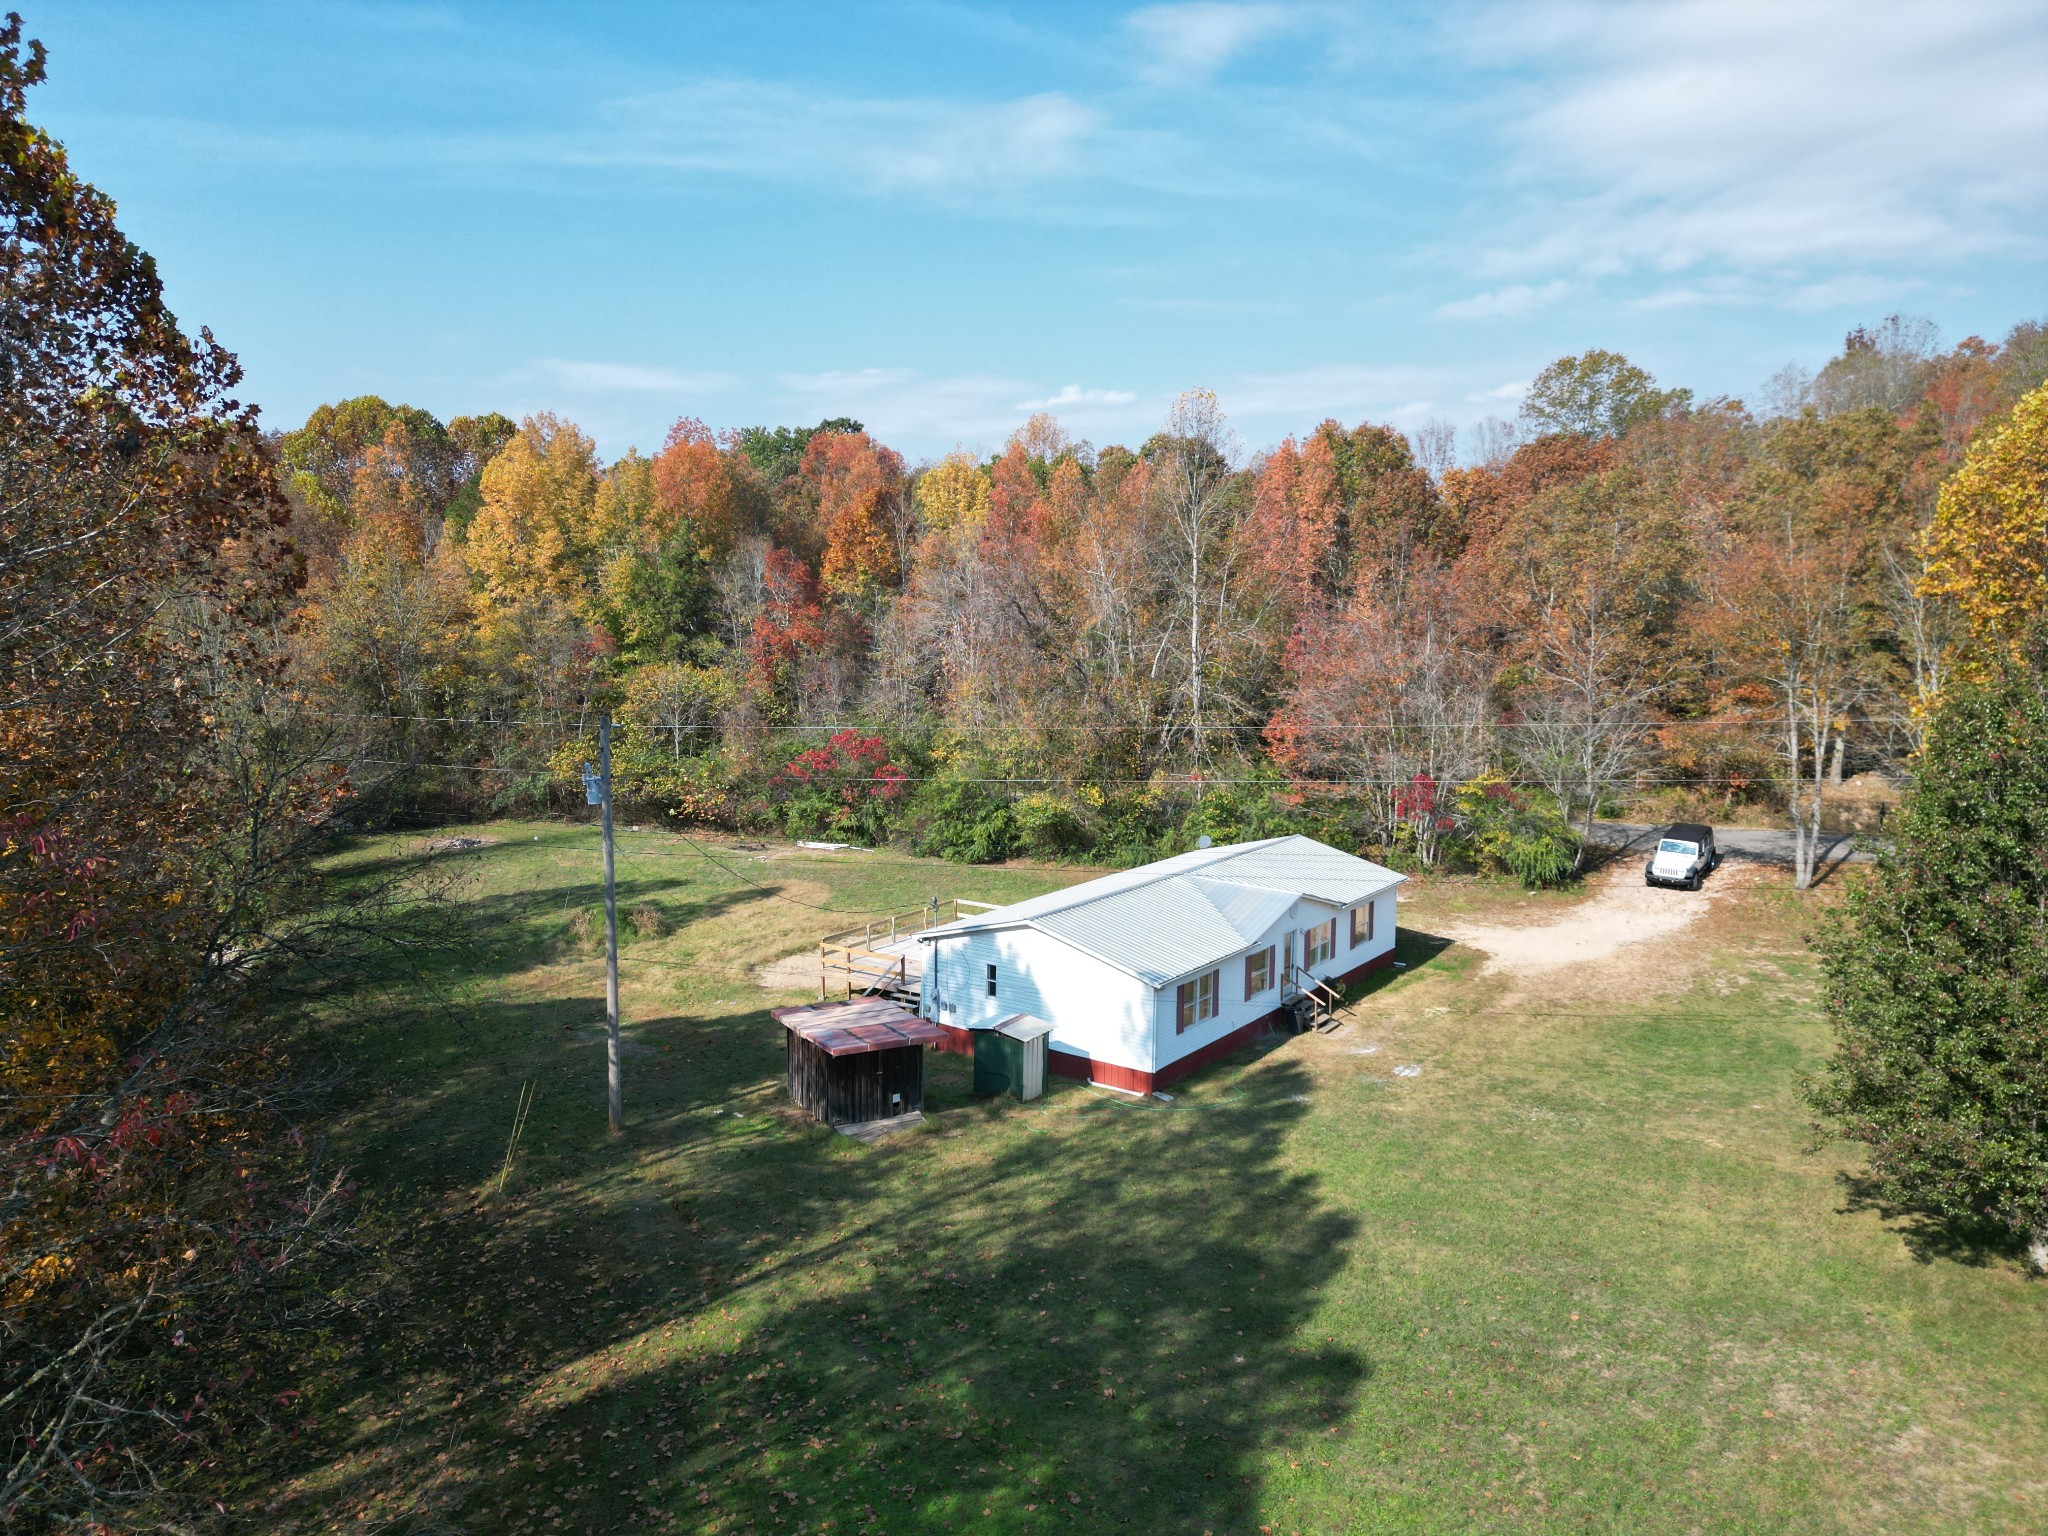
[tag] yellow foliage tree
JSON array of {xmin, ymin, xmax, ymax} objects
[
  {"xmin": 915, "ymin": 451, "xmax": 991, "ymax": 535},
  {"xmin": 460, "ymin": 412, "xmax": 600, "ymax": 606},
  {"xmin": 1925, "ymin": 382, "xmax": 2048, "ymax": 649}
]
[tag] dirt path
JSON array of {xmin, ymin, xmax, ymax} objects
[
  {"xmin": 758, "ymin": 950, "xmax": 821, "ymax": 993},
  {"xmin": 1436, "ymin": 862, "xmax": 1742, "ymax": 977}
]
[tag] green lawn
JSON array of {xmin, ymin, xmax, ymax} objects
[{"xmin": 266, "ymin": 821, "xmax": 2048, "ymax": 1534}]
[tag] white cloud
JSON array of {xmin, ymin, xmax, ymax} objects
[
  {"xmin": 1434, "ymin": 281, "xmax": 1569, "ymax": 320},
  {"xmin": 1463, "ymin": 379, "xmax": 1528, "ymax": 403},
  {"xmin": 592, "ymin": 82, "xmax": 1114, "ymax": 200},
  {"xmin": 533, "ymin": 359, "xmax": 733, "ymax": 394},
  {"xmin": 1478, "ymin": 0, "xmax": 2048, "ymax": 276},
  {"xmin": 1125, "ymin": 3, "xmax": 1302, "ymax": 83},
  {"xmin": 1016, "ymin": 384, "xmax": 1139, "ymax": 410},
  {"xmin": 772, "ymin": 369, "xmax": 1154, "ymax": 454},
  {"xmin": 1780, "ymin": 273, "xmax": 1918, "ymax": 313},
  {"xmin": 1221, "ymin": 364, "xmax": 1445, "ymax": 420}
]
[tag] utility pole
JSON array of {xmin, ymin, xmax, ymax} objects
[{"xmin": 584, "ymin": 718, "xmax": 624, "ymax": 1133}]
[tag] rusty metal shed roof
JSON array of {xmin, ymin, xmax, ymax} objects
[{"xmin": 772, "ymin": 998, "xmax": 945, "ymax": 1057}]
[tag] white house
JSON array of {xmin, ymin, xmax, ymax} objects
[{"xmin": 916, "ymin": 835, "xmax": 1405, "ymax": 1094}]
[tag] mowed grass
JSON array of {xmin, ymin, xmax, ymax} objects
[{"xmin": 267, "ymin": 822, "xmax": 2048, "ymax": 1535}]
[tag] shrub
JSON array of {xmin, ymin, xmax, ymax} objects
[
  {"xmin": 1171, "ymin": 776, "xmax": 1320, "ymax": 854},
  {"xmin": 1453, "ymin": 776, "xmax": 1581, "ymax": 889},
  {"xmin": 1012, "ymin": 792, "xmax": 1088, "ymax": 860},
  {"xmin": 907, "ymin": 777, "xmax": 1019, "ymax": 863},
  {"xmin": 772, "ymin": 730, "xmax": 908, "ymax": 845}
]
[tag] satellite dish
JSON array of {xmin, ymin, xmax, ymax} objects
[{"xmin": 1196, "ymin": 834, "xmax": 1213, "ymax": 849}]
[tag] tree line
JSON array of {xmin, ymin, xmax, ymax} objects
[{"xmin": 288, "ymin": 320, "xmax": 2048, "ymax": 888}]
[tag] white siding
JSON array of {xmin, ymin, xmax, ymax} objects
[
  {"xmin": 920, "ymin": 886, "xmax": 1401, "ymax": 1081},
  {"xmin": 1151, "ymin": 901, "xmax": 1304, "ymax": 1071},
  {"xmin": 1152, "ymin": 891, "xmax": 1397, "ymax": 1073},
  {"xmin": 921, "ymin": 929, "xmax": 1153, "ymax": 1075}
]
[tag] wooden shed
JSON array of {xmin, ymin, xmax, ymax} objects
[{"xmin": 772, "ymin": 998, "xmax": 946, "ymax": 1135}]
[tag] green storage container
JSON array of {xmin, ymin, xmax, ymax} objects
[
  {"xmin": 972, "ymin": 1027, "xmax": 1020, "ymax": 1098},
  {"xmin": 972, "ymin": 1015, "xmax": 1053, "ymax": 1100}
]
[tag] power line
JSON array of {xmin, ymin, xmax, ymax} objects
[
  {"xmin": 295, "ymin": 709, "xmax": 1927, "ymax": 732},
  {"xmin": 319, "ymin": 757, "xmax": 1888, "ymax": 787}
]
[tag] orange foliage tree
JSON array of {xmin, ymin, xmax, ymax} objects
[{"xmin": 1, "ymin": 22, "xmax": 362, "ymax": 1520}]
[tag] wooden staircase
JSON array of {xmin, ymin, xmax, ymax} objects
[{"xmin": 1285, "ymin": 967, "xmax": 1351, "ymax": 1034}]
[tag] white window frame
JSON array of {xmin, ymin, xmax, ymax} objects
[
  {"xmin": 1244, "ymin": 945, "xmax": 1274, "ymax": 999},
  {"xmin": 1350, "ymin": 901, "xmax": 1374, "ymax": 948}
]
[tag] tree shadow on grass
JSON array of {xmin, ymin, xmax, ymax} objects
[
  {"xmin": 1834, "ymin": 1171, "xmax": 2030, "ymax": 1270},
  {"xmin": 272, "ymin": 1040, "xmax": 1365, "ymax": 1534}
]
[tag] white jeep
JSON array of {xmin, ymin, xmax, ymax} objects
[{"xmin": 1645, "ymin": 823, "xmax": 1718, "ymax": 890}]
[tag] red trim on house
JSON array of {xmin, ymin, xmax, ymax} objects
[
  {"xmin": 990, "ymin": 943, "xmax": 1402, "ymax": 1096},
  {"xmin": 1332, "ymin": 947, "xmax": 1396, "ymax": 989},
  {"xmin": 1049, "ymin": 1004, "xmax": 1289, "ymax": 1097},
  {"xmin": 1052, "ymin": 1051, "xmax": 1153, "ymax": 1095},
  {"xmin": 931, "ymin": 1021, "xmax": 975, "ymax": 1057}
]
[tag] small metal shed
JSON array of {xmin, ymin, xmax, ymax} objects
[
  {"xmin": 972, "ymin": 1014, "xmax": 1054, "ymax": 1101},
  {"xmin": 772, "ymin": 998, "xmax": 945, "ymax": 1132}
]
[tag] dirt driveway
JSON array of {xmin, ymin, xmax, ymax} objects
[{"xmin": 1435, "ymin": 861, "xmax": 1744, "ymax": 978}]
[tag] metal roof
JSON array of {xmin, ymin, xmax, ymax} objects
[
  {"xmin": 772, "ymin": 999, "xmax": 945, "ymax": 1056},
  {"xmin": 923, "ymin": 835, "xmax": 1405, "ymax": 987}
]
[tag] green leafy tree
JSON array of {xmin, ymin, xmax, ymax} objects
[
  {"xmin": 1521, "ymin": 349, "xmax": 1691, "ymax": 439},
  {"xmin": 1806, "ymin": 644, "xmax": 2048, "ymax": 1270},
  {"xmin": 734, "ymin": 417, "xmax": 863, "ymax": 489}
]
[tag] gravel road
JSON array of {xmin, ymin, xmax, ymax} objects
[{"xmin": 1591, "ymin": 821, "xmax": 1874, "ymax": 872}]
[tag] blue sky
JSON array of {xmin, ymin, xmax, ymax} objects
[{"xmin": 26, "ymin": 0, "xmax": 2048, "ymax": 461}]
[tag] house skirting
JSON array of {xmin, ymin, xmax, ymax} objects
[
  {"xmin": 955, "ymin": 946, "xmax": 1399, "ymax": 1097},
  {"xmin": 1332, "ymin": 947, "xmax": 1396, "ymax": 990}
]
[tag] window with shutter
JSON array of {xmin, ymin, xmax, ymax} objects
[
  {"xmin": 1350, "ymin": 901, "xmax": 1375, "ymax": 947},
  {"xmin": 1177, "ymin": 969, "xmax": 1223, "ymax": 1032},
  {"xmin": 1244, "ymin": 946, "xmax": 1274, "ymax": 998}
]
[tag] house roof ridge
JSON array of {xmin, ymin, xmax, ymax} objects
[{"xmin": 934, "ymin": 835, "xmax": 1292, "ymax": 931}]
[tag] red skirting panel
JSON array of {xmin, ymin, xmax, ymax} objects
[
  {"xmin": 1051, "ymin": 1051, "xmax": 1152, "ymax": 1094},
  {"xmin": 1049, "ymin": 1006, "xmax": 1288, "ymax": 1097},
  {"xmin": 931, "ymin": 1021, "xmax": 975, "ymax": 1057},
  {"xmin": 1044, "ymin": 945, "xmax": 1401, "ymax": 1095},
  {"xmin": 1333, "ymin": 948, "xmax": 1396, "ymax": 989}
]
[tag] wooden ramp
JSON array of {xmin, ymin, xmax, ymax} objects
[{"xmin": 817, "ymin": 898, "xmax": 999, "ymax": 1004}]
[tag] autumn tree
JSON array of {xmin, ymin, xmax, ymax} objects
[
  {"xmin": 744, "ymin": 547, "xmax": 834, "ymax": 715},
  {"xmin": 1, "ymin": 19, "xmax": 357, "ymax": 1520},
  {"xmin": 1923, "ymin": 381, "xmax": 2048, "ymax": 653},
  {"xmin": 460, "ymin": 412, "xmax": 602, "ymax": 608},
  {"xmin": 1712, "ymin": 463, "xmax": 1875, "ymax": 888},
  {"xmin": 1148, "ymin": 391, "xmax": 1256, "ymax": 769},
  {"xmin": 1521, "ymin": 349, "xmax": 1691, "ymax": 439},
  {"xmin": 1811, "ymin": 315, "xmax": 1941, "ymax": 417},
  {"xmin": 623, "ymin": 661, "xmax": 737, "ymax": 760},
  {"xmin": 915, "ymin": 451, "xmax": 991, "ymax": 536},
  {"xmin": 798, "ymin": 428, "xmax": 906, "ymax": 602},
  {"xmin": 1266, "ymin": 562, "xmax": 1490, "ymax": 861}
]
